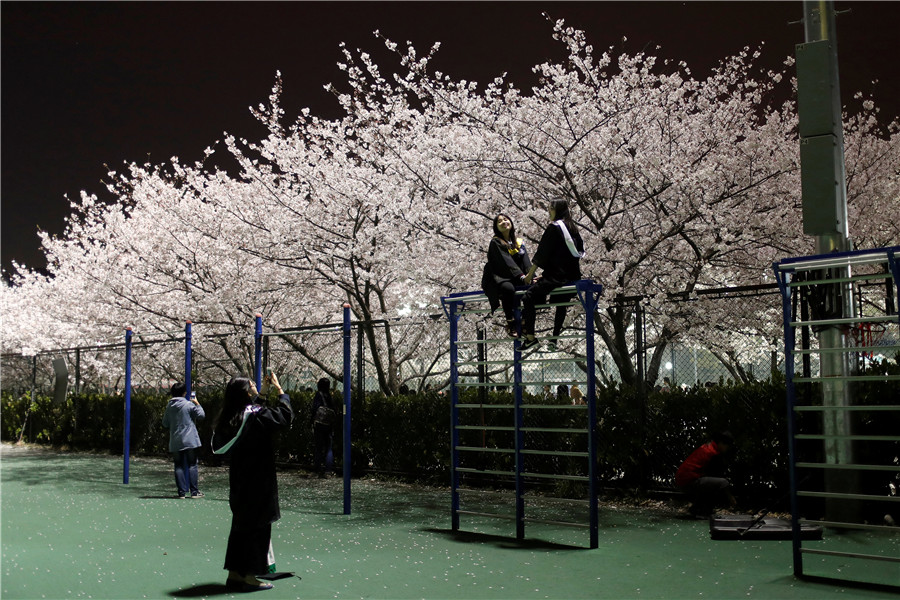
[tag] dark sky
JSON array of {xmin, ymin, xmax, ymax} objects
[{"xmin": 3, "ymin": 1, "xmax": 898, "ymax": 276}]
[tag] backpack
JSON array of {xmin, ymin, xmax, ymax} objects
[{"xmin": 314, "ymin": 400, "xmax": 337, "ymax": 426}]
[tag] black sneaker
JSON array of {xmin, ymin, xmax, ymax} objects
[
  {"xmin": 520, "ymin": 337, "xmax": 540, "ymax": 352},
  {"xmin": 191, "ymin": 492, "xmax": 205, "ymax": 498},
  {"xmin": 545, "ymin": 341, "xmax": 558, "ymax": 352}
]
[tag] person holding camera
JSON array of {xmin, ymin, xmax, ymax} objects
[
  {"xmin": 161, "ymin": 382, "xmax": 205, "ymax": 499},
  {"xmin": 212, "ymin": 372, "xmax": 293, "ymax": 592}
]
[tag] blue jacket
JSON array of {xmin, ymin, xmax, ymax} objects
[{"xmin": 162, "ymin": 397, "xmax": 205, "ymax": 452}]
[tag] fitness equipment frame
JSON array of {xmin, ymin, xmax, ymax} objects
[
  {"xmin": 441, "ymin": 279, "xmax": 603, "ymax": 548},
  {"xmin": 774, "ymin": 245, "xmax": 900, "ymax": 586}
]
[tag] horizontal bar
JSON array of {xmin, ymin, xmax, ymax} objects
[
  {"xmin": 455, "ymin": 446, "xmax": 515, "ymax": 454},
  {"xmin": 522, "ymin": 518, "xmax": 590, "ymax": 529},
  {"xmin": 457, "ymin": 360, "xmax": 516, "ymax": 366},
  {"xmin": 788, "ymin": 272, "xmax": 893, "ymax": 287},
  {"xmin": 521, "ymin": 427, "xmax": 589, "ymax": 434},
  {"xmin": 455, "ymin": 382, "xmax": 514, "ymax": 388},
  {"xmin": 793, "ymin": 375, "xmax": 900, "ymax": 383},
  {"xmin": 456, "ymin": 404, "xmax": 515, "ymax": 409},
  {"xmin": 455, "ymin": 338, "xmax": 511, "ymax": 345},
  {"xmin": 521, "ymin": 449, "xmax": 588, "ymax": 458},
  {"xmin": 801, "ymin": 519, "xmax": 900, "ymax": 533},
  {"xmin": 456, "ymin": 425, "xmax": 516, "ymax": 432},
  {"xmin": 800, "ymin": 548, "xmax": 900, "ymax": 564},
  {"xmin": 794, "ymin": 405, "xmax": 900, "ymax": 412},
  {"xmin": 519, "ymin": 357, "xmax": 587, "ymax": 365},
  {"xmin": 522, "ymin": 495, "xmax": 590, "ymax": 505},
  {"xmin": 775, "ymin": 246, "xmax": 900, "ymax": 271},
  {"xmin": 795, "ymin": 434, "xmax": 899, "ymax": 442},
  {"xmin": 796, "ymin": 462, "xmax": 900, "ymax": 472},
  {"xmin": 790, "ymin": 315, "xmax": 897, "ymax": 327},
  {"xmin": 457, "ymin": 468, "xmax": 516, "ymax": 476},
  {"xmin": 455, "ymin": 510, "xmax": 516, "ymax": 521},
  {"xmin": 522, "ymin": 404, "xmax": 588, "ymax": 410},
  {"xmin": 798, "ymin": 491, "xmax": 900, "ymax": 502},
  {"xmin": 522, "ymin": 472, "xmax": 590, "ymax": 482},
  {"xmin": 792, "ymin": 345, "xmax": 899, "ymax": 355}
]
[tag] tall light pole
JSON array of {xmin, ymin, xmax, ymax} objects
[{"xmin": 795, "ymin": 0, "xmax": 857, "ymax": 521}]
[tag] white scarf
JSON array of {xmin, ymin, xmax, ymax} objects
[
  {"xmin": 212, "ymin": 404, "xmax": 262, "ymax": 455},
  {"xmin": 552, "ymin": 220, "xmax": 585, "ymax": 258}
]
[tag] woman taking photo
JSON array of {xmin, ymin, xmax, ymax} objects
[
  {"xmin": 521, "ymin": 198, "xmax": 585, "ymax": 351},
  {"xmin": 480, "ymin": 213, "xmax": 532, "ymax": 338},
  {"xmin": 212, "ymin": 373, "xmax": 294, "ymax": 592}
]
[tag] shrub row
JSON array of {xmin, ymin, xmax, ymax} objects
[{"xmin": 3, "ymin": 371, "xmax": 896, "ymax": 509}]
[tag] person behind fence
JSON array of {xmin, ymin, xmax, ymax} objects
[
  {"xmin": 310, "ymin": 377, "xmax": 338, "ymax": 476},
  {"xmin": 521, "ymin": 198, "xmax": 585, "ymax": 352},
  {"xmin": 211, "ymin": 373, "xmax": 293, "ymax": 592},
  {"xmin": 675, "ymin": 430, "xmax": 737, "ymax": 518},
  {"xmin": 481, "ymin": 213, "xmax": 532, "ymax": 338},
  {"xmin": 161, "ymin": 381, "xmax": 205, "ymax": 499}
]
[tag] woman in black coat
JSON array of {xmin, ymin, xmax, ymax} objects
[
  {"xmin": 212, "ymin": 373, "xmax": 294, "ymax": 592},
  {"xmin": 521, "ymin": 198, "xmax": 585, "ymax": 351},
  {"xmin": 480, "ymin": 213, "xmax": 532, "ymax": 338}
]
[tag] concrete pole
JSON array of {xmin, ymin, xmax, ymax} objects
[{"xmin": 797, "ymin": 0, "xmax": 857, "ymax": 521}]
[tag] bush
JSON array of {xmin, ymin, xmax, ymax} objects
[{"xmin": 0, "ymin": 380, "xmax": 799, "ymax": 504}]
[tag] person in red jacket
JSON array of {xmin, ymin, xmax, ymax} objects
[{"xmin": 676, "ymin": 431, "xmax": 737, "ymax": 518}]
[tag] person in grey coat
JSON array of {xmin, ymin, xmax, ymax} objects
[{"xmin": 162, "ymin": 382, "xmax": 205, "ymax": 498}]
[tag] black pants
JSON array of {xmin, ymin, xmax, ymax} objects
[
  {"xmin": 224, "ymin": 521, "xmax": 271, "ymax": 576},
  {"xmin": 496, "ymin": 280, "xmax": 519, "ymax": 321},
  {"xmin": 522, "ymin": 279, "xmax": 574, "ymax": 337}
]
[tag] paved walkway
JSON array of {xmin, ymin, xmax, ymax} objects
[{"xmin": 1, "ymin": 443, "xmax": 896, "ymax": 599}]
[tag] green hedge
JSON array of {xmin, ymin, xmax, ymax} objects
[{"xmin": 3, "ymin": 373, "xmax": 894, "ymax": 507}]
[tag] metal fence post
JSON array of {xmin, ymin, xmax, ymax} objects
[
  {"xmin": 342, "ymin": 303, "xmax": 352, "ymax": 515},
  {"xmin": 123, "ymin": 327, "xmax": 133, "ymax": 484},
  {"xmin": 184, "ymin": 321, "xmax": 192, "ymax": 396},
  {"xmin": 254, "ymin": 314, "xmax": 263, "ymax": 389}
]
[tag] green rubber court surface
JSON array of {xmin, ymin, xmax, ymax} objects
[{"xmin": 2, "ymin": 442, "xmax": 897, "ymax": 599}]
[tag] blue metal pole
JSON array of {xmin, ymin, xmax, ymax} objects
[
  {"xmin": 254, "ymin": 314, "xmax": 263, "ymax": 389},
  {"xmin": 184, "ymin": 321, "xmax": 192, "ymax": 397},
  {"xmin": 514, "ymin": 305, "xmax": 525, "ymax": 541},
  {"xmin": 448, "ymin": 301, "xmax": 461, "ymax": 532},
  {"xmin": 123, "ymin": 327, "xmax": 133, "ymax": 484},
  {"xmin": 774, "ymin": 264, "xmax": 802, "ymax": 575},
  {"xmin": 343, "ymin": 303, "xmax": 352, "ymax": 515},
  {"xmin": 579, "ymin": 280, "xmax": 601, "ymax": 549}
]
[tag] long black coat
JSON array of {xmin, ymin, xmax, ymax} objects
[
  {"xmin": 481, "ymin": 236, "xmax": 532, "ymax": 313},
  {"xmin": 212, "ymin": 394, "xmax": 294, "ymax": 530}
]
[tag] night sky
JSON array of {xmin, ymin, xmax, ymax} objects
[{"xmin": 3, "ymin": 1, "xmax": 898, "ymax": 277}]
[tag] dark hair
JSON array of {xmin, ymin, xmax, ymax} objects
[
  {"xmin": 549, "ymin": 198, "xmax": 578, "ymax": 236},
  {"xmin": 317, "ymin": 377, "xmax": 330, "ymax": 393},
  {"xmin": 492, "ymin": 213, "xmax": 519, "ymax": 249},
  {"xmin": 171, "ymin": 382, "xmax": 187, "ymax": 398},
  {"xmin": 217, "ymin": 377, "xmax": 255, "ymax": 428}
]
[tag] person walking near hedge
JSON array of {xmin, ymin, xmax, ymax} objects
[
  {"xmin": 310, "ymin": 377, "xmax": 337, "ymax": 477},
  {"xmin": 161, "ymin": 382, "xmax": 205, "ymax": 499},
  {"xmin": 212, "ymin": 373, "xmax": 293, "ymax": 592}
]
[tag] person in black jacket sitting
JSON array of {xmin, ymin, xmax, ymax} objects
[
  {"xmin": 520, "ymin": 198, "xmax": 585, "ymax": 351},
  {"xmin": 481, "ymin": 213, "xmax": 532, "ymax": 338}
]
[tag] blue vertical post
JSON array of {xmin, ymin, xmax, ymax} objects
[
  {"xmin": 774, "ymin": 265, "xmax": 802, "ymax": 575},
  {"xmin": 342, "ymin": 303, "xmax": 352, "ymax": 515},
  {"xmin": 123, "ymin": 327, "xmax": 133, "ymax": 484},
  {"xmin": 184, "ymin": 321, "xmax": 192, "ymax": 397},
  {"xmin": 513, "ymin": 306, "xmax": 525, "ymax": 541},
  {"xmin": 448, "ymin": 301, "xmax": 461, "ymax": 531},
  {"xmin": 254, "ymin": 314, "xmax": 263, "ymax": 389},
  {"xmin": 579, "ymin": 281, "xmax": 601, "ymax": 549}
]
